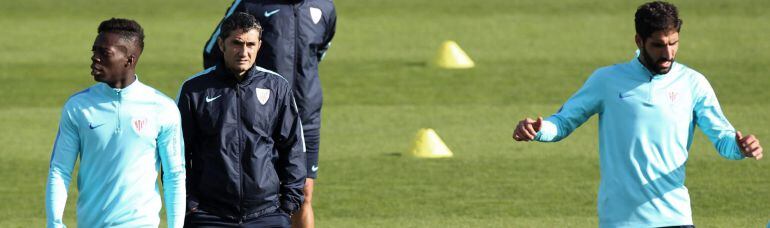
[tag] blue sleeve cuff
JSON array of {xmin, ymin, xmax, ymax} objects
[
  {"xmin": 716, "ymin": 133, "xmax": 745, "ymax": 160},
  {"xmin": 535, "ymin": 120, "xmax": 558, "ymax": 142}
]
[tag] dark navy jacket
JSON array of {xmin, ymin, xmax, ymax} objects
[
  {"xmin": 203, "ymin": 0, "xmax": 336, "ymax": 178},
  {"xmin": 177, "ymin": 65, "xmax": 306, "ymax": 220}
]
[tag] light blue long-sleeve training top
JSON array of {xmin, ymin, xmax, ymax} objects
[
  {"xmin": 536, "ymin": 57, "xmax": 744, "ymax": 227},
  {"xmin": 46, "ymin": 79, "xmax": 186, "ymax": 228}
]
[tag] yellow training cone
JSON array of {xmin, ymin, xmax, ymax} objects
[
  {"xmin": 432, "ymin": 40, "xmax": 475, "ymax": 69},
  {"xmin": 406, "ymin": 128, "xmax": 454, "ymax": 158}
]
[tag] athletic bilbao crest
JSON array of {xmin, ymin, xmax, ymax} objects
[
  {"xmin": 256, "ymin": 88, "xmax": 271, "ymax": 105},
  {"xmin": 131, "ymin": 116, "xmax": 149, "ymax": 135},
  {"xmin": 310, "ymin": 7, "xmax": 322, "ymax": 24},
  {"xmin": 668, "ymin": 91, "xmax": 678, "ymax": 104}
]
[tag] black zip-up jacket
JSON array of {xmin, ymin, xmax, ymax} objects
[
  {"xmin": 177, "ymin": 64, "xmax": 306, "ymax": 220},
  {"xmin": 203, "ymin": 0, "xmax": 336, "ymax": 178}
]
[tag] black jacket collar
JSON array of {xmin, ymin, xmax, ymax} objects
[{"xmin": 214, "ymin": 64, "xmax": 258, "ymax": 85}]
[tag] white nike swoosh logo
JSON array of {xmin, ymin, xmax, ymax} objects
[
  {"xmin": 264, "ymin": 9, "xmax": 280, "ymax": 17},
  {"xmin": 311, "ymin": 165, "xmax": 319, "ymax": 172},
  {"xmin": 205, "ymin": 95, "xmax": 222, "ymax": 103}
]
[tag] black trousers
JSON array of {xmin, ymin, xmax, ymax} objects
[{"xmin": 184, "ymin": 209, "xmax": 290, "ymax": 228}]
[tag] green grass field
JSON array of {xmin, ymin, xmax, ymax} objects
[{"xmin": 1, "ymin": 0, "xmax": 769, "ymax": 227}]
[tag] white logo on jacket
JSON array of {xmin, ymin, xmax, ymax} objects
[
  {"xmin": 256, "ymin": 88, "xmax": 271, "ymax": 105},
  {"xmin": 310, "ymin": 7, "xmax": 322, "ymax": 24}
]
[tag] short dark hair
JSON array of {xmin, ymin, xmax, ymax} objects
[
  {"xmin": 635, "ymin": 1, "xmax": 683, "ymax": 40},
  {"xmin": 219, "ymin": 12, "xmax": 262, "ymax": 40},
  {"xmin": 98, "ymin": 18, "xmax": 145, "ymax": 52}
]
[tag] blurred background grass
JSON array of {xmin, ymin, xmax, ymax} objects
[{"xmin": 0, "ymin": 0, "xmax": 768, "ymax": 227}]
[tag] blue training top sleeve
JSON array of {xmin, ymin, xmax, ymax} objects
[
  {"xmin": 46, "ymin": 104, "xmax": 81, "ymax": 228},
  {"xmin": 692, "ymin": 74, "xmax": 743, "ymax": 160},
  {"xmin": 157, "ymin": 103, "xmax": 186, "ymax": 228},
  {"xmin": 536, "ymin": 73, "xmax": 603, "ymax": 142}
]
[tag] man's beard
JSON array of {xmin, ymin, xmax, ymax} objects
[{"xmin": 640, "ymin": 47, "xmax": 674, "ymax": 75}]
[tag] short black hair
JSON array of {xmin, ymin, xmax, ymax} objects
[
  {"xmin": 219, "ymin": 12, "xmax": 262, "ymax": 40},
  {"xmin": 98, "ymin": 18, "xmax": 145, "ymax": 52},
  {"xmin": 635, "ymin": 1, "xmax": 683, "ymax": 40}
]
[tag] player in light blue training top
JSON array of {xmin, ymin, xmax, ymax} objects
[
  {"xmin": 45, "ymin": 18, "xmax": 185, "ymax": 228},
  {"xmin": 512, "ymin": 2, "xmax": 763, "ymax": 227}
]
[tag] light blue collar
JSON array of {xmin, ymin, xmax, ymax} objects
[
  {"xmin": 630, "ymin": 56, "xmax": 678, "ymax": 81},
  {"xmin": 96, "ymin": 75, "xmax": 142, "ymax": 98}
]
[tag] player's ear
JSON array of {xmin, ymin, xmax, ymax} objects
[
  {"xmin": 634, "ymin": 34, "xmax": 643, "ymax": 49},
  {"xmin": 217, "ymin": 37, "xmax": 225, "ymax": 53},
  {"xmin": 126, "ymin": 54, "xmax": 136, "ymax": 67}
]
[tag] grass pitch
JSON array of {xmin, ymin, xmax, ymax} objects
[{"xmin": 1, "ymin": 0, "xmax": 768, "ymax": 227}]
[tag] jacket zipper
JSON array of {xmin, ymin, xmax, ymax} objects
[
  {"xmin": 236, "ymin": 84, "xmax": 244, "ymax": 222},
  {"xmin": 116, "ymin": 90, "xmax": 122, "ymax": 134},
  {"xmin": 639, "ymin": 57, "xmax": 656, "ymax": 104}
]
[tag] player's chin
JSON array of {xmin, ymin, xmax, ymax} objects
[
  {"xmin": 655, "ymin": 66, "xmax": 671, "ymax": 74},
  {"xmin": 657, "ymin": 62, "xmax": 672, "ymax": 72},
  {"xmin": 235, "ymin": 62, "xmax": 252, "ymax": 72},
  {"xmin": 91, "ymin": 71, "xmax": 104, "ymax": 81}
]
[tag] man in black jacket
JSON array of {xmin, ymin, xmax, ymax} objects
[
  {"xmin": 179, "ymin": 12, "xmax": 306, "ymax": 227},
  {"xmin": 203, "ymin": 1, "xmax": 335, "ymax": 227}
]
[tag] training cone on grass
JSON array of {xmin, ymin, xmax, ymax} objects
[
  {"xmin": 432, "ymin": 40, "xmax": 475, "ymax": 69},
  {"xmin": 406, "ymin": 128, "xmax": 453, "ymax": 158}
]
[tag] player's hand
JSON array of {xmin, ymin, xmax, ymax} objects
[
  {"xmin": 736, "ymin": 131, "xmax": 763, "ymax": 160},
  {"xmin": 513, "ymin": 117, "xmax": 543, "ymax": 142}
]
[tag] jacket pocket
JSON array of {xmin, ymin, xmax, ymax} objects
[{"xmin": 241, "ymin": 134, "xmax": 280, "ymax": 208}]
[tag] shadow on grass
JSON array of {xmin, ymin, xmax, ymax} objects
[
  {"xmin": 384, "ymin": 152, "xmax": 402, "ymax": 157},
  {"xmin": 404, "ymin": 61, "xmax": 426, "ymax": 68}
]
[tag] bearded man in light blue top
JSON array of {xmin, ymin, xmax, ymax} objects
[
  {"xmin": 512, "ymin": 1, "xmax": 763, "ymax": 227},
  {"xmin": 45, "ymin": 18, "xmax": 185, "ymax": 228}
]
